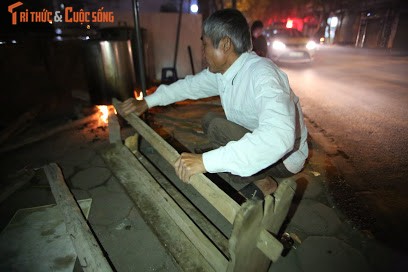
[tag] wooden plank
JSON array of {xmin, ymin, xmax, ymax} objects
[
  {"xmin": 112, "ymin": 98, "xmax": 240, "ymax": 224},
  {"xmin": 102, "ymin": 143, "xmax": 227, "ymax": 272},
  {"xmin": 227, "ymin": 179, "xmax": 297, "ymax": 272},
  {"xmin": 263, "ymin": 179, "xmax": 297, "ymax": 233},
  {"xmin": 108, "ymin": 110, "xmax": 121, "ymax": 144},
  {"xmin": 43, "ymin": 163, "xmax": 113, "ymax": 272},
  {"xmin": 134, "ymin": 150, "xmax": 230, "ymax": 258},
  {"xmin": 125, "ymin": 134, "xmax": 229, "ymax": 259},
  {"xmin": 256, "ymin": 229, "xmax": 283, "ymax": 262},
  {"xmin": 227, "ymin": 200, "xmax": 271, "ymax": 272}
]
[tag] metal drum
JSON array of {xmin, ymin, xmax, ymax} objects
[{"xmin": 84, "ymin": 40, "xmax": 136, "ymax": 105}]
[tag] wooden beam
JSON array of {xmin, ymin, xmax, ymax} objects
[
  {"xmin": 108, "ymin": 109, "xmax": 121, "ymax": 144},
  {"xmin": 227, "ymin": 179, "xmax": 297, "ymax": 271},
  {"xmin": 227, "ymin": 200, "xmax": 271, "ymax": 272},
  {"xmin": 43, "ymin": 163, "xmax": 113, "ymax": 272},
  {"xmin": 256, "ymin": 229, "xmax": 283, "ymax": 262},
  {"xmin": 134, "ymin": 150, "xmax": 230, "ymax": 258},
  {"xmin": 112, "ymin": 98, "xmax": 240, "ymax": 224},
  {"xmin": 102, "ymin": 143, "xmax": 227, "ymax": 272},
  {"xmin": 263, "ymin": 179, "xmax": 297, "ymax": 234},
  {"xmin": 123, "ymin": 133, "xmax": 229, "ymax": 257}
]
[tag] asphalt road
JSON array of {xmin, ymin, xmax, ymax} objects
[{"xmin": 279, "ymin": 45, "xmax": 408, "ymax": 248}]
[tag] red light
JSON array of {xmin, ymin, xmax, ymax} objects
[{"xmin": 286, "ymin": 19, "xmax": 293, "ymax": 29}]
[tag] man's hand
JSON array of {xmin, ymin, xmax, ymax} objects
[
  {"xmin": 120, "ymin": 98, "xmax": 148, "ymax": 116},
  {"xmin": 174, "ymin": 153, "xmax": 206, "ymax": 183}
]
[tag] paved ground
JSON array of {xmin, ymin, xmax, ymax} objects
[{"xmin": 0, "ymin": 96, "xmax": 407, "ymax": 271}]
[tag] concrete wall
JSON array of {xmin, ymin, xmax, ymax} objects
[
  {"xmin": 139, "ymin": 13, "xmax": 203, "ymax": 81},
  {"xmin": 335, "ymin": 12, "xmax": 359, "ymax": 45},
  {"xmin": 392, "ymin": 12, "xmax": 408, "ymax": 50}
]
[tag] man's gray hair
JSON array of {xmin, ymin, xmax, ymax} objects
[{"xmin": 203, "ymin": 9, "xmax": 251, "ymax": 54}]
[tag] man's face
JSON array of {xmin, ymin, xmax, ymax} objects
[{"xmin": 202, "ymin": 35, "xmax": 228, "ymax": 74}]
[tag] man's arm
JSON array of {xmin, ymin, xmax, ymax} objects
[
  {"xmin": 144, "ymin": 69, "xmax": 219, "ymax": 108},
  {"xmin": 120, "ymin": 69, "xmax": 218, "ymax": 116}
]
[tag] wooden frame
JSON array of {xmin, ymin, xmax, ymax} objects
[
  {"xmin": 44, "ymin": 163, "xmax": 113, "ymax": 272},
  {"xmin": 103, "ymin": 99, "xmax": 297, "ymax": 271}
]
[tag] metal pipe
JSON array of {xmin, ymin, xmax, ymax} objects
[
  {"xmin": 188, "ymin": 45, "xmax": 195, "ymax": 75},
  {"xmin": 132, "ymin": 0, "xmax": 147, "ymax": 96}
]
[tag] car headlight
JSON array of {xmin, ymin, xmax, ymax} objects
[
  {"xmin": 272, "ymin": 41, "xmax": 286, "ymax": 50},
  {"xmin": 306, "ymin": 41, "xmax": 317, "ymax": 50}
]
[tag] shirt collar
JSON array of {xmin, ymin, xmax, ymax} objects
[{"xmin": 222, "ymin": 52, "xmax": 249, "ymax": 84}]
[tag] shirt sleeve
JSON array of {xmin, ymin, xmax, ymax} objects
[
  {"xmin": 203, "ymin": 74, "xmax": 296, "ymax": 177},
  {"xmin": 145, "ymin": 69, "xmax": 219, "ymax": 108}
]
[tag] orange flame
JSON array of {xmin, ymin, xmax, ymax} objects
[
  {"xmin": 134, "ymin": 90, "xmax": 144, "ymax": 101},
  {"xmin": 96, "ymin": 105, "xmax": 109, "ymax": 125},
  {"xmin": 95, "ymin": 105, "xmax": 117, "ymax": 126}
]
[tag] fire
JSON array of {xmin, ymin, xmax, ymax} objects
[
  {"xmin": 96, "ymin": 105, "xmax": 109, "ymax": 124},
  {"xmin": 96, "ymin": 105, "xmax": 116, "ymax": 125},
  {"xmin": 134, "ymin": 90, "xmax": 144, "ymax": 100}
]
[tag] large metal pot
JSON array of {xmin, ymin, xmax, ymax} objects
[{"xmin": 84, "ymin": 40, "xmax": 136, "ymax": 105}]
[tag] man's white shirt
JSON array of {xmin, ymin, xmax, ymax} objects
[{"xmin": 145, "ymin": 52, "xmax": 308, "ymax": 176}]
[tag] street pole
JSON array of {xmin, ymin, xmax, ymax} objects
[
  {"xmin": 131, "ymin": 0, "xmax": 147, "ymax": 96},
  {"xmin": 173, "ymin": 0, "xmax": 184, "ymax": 69}
]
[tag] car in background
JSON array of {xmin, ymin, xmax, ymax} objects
[{"xmin": 264, "ymin": 27, "xmax": 318, "ymax": 63}]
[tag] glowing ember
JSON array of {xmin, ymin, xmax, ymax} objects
[{"xmin": 134, "ymin": 90, "xmax": 144, "ymax": 100}]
